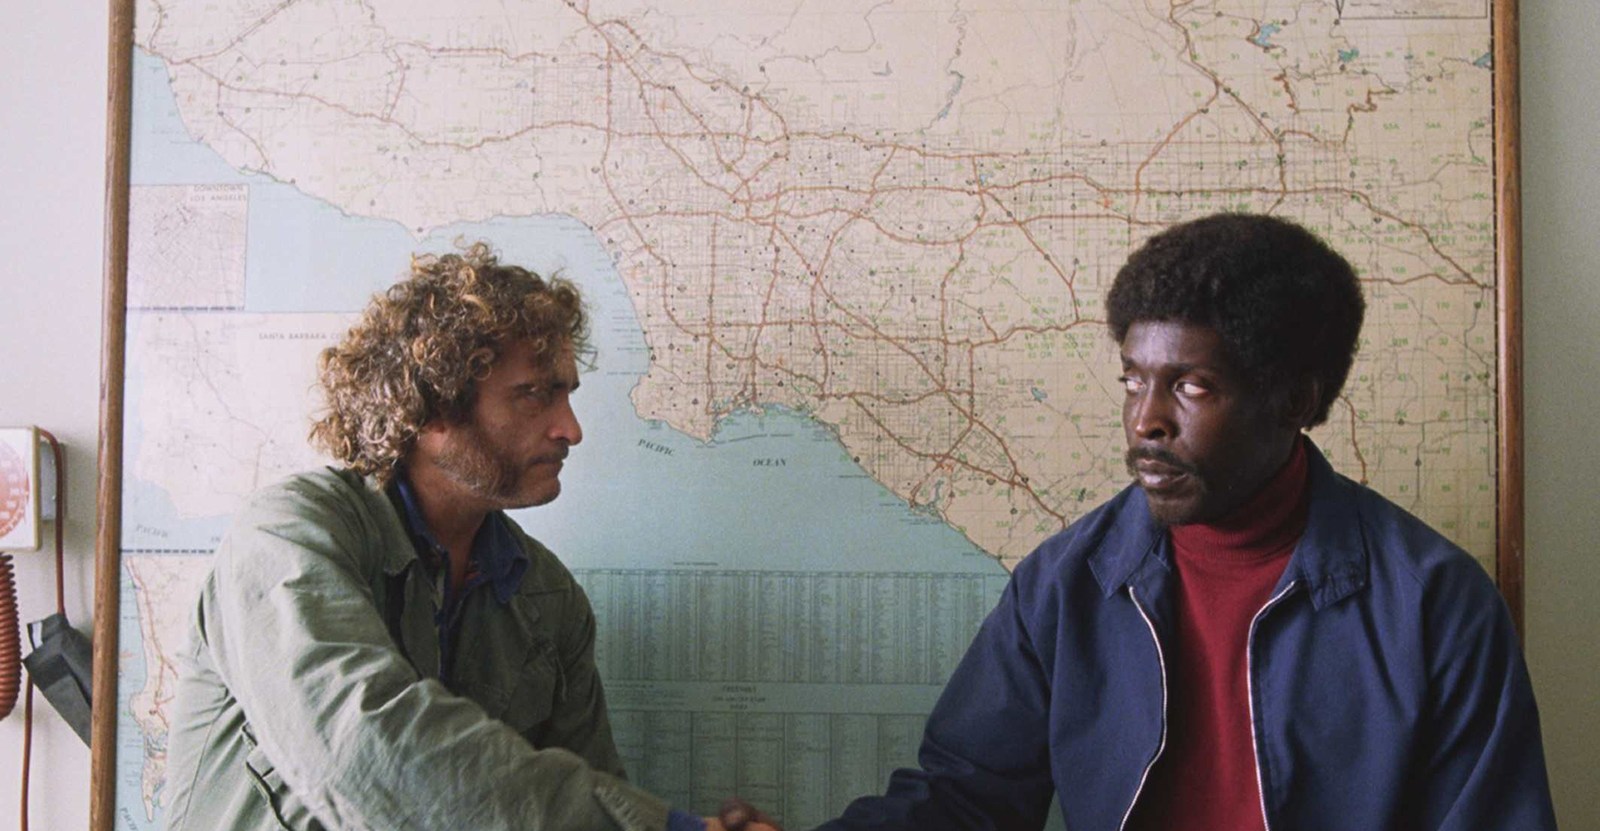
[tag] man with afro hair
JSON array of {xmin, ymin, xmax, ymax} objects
[{"xmin": 817, "ymin": 213, "xmax": 1554, "ymax": 830}]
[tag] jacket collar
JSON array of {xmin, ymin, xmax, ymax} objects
[
  {"xmin": 364, "ymin": 472, "xmax": 424, "ymax": 577},
  {"xmin": 1281, "ymin": 441, "xmax": 1369, "ymax": 609},
  {"xmin": 1090, "ymin": 439, "xmax": 1368, "ymax": 610},
  {"xmin": 389, "ymin": 471, "xmax": 530, "ymax": 605}
]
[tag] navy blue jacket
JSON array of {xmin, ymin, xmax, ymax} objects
[{"xmin": 819, "ymin": 445, "xmax": 1555, "ymax": 830}]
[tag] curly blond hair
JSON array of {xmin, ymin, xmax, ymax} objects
[{"xmin": 310, "ymin": 242, "xmax": 588, "ymax": 481}]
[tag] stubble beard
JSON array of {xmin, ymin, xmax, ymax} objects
[
  {"xmin": 435, "ymin": 421, "xmax": 556, "ymax": 510},
  {"xmin": 1124, "ymin": 445, "xmax": 1209, "ymax": 526}
]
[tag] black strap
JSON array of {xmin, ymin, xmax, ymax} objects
[{"xmin": 22, "ymin": 613, "xmax": 93, "ymax": 745}]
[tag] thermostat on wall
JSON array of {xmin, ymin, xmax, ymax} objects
[{"xmin": 0, "ymin": 426, "xmax": 40, "ymax": 551}]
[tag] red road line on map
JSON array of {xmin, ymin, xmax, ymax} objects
[{"xmin": 1341, "ymin": 396, "xmax": 1371, "ymax": 484}]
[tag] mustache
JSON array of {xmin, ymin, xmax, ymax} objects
[{"xmin": 1124, "ymin": 446, "xmax": 1198, "ymax": 477}]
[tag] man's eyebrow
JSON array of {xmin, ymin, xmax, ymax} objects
[
  {"xmin": 530, "ymin": 375, "xmax": 580, "ymax": 392},
  {"xmin": 1119, "ymin": 357, "xmax": 1212, "ymax": 375}
]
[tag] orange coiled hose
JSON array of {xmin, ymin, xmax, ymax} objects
[{"xmin": 0, "ymin": 552, "xmax": 19, "ymax": 719}]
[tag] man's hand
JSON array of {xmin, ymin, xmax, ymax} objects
[{"xmin": 704, "ymin": 797, "xmax": 783, "ymax": 831}]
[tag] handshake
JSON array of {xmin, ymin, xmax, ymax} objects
[{"xmin": 704, "ymin": 798, "xmax": 784, "ymax": 831}]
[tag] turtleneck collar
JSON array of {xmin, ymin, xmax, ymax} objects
[{"xmin": 1169, "ymin": 436, "xmax": 1310, "ymax": 563}]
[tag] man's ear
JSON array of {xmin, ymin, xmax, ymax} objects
[
  {"xmin": 413, "ymin": 418, "xmax": 451, "ymax": 453},
  {"xmin": 1281, "ymin": 378, "xmax": 1322, "ymax": 430}
]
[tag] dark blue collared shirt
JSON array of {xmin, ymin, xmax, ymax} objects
[{"xmin": 393, "ymin": 474, "xmax": 530, "ymax": 684}]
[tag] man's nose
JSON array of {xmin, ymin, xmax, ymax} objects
[
  {"xmin": 549, "ymin": 396, "xmax": 583, "ymax": 445},
  {"xmin": 1128, "ymin": 389, "xmax": 1175, "ymax": 441}
]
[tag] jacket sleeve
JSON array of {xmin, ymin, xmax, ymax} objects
[
  {"xmin": 1411, "ymin": 558, "xmax": 1557, "ymax": 830},
  {"xmin": 200, "ymin": 476, "xmax": 671, "ymax": 831},
  {"xmin": 815, "ymin": 575, "xmax": 1056, "ymax": 831}
]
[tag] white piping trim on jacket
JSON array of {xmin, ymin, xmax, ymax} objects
[
  {"xmin": 1119, "ymin": 586, "xmax": 1168, "ymax": 831},
  {"xmin": 1245, "ymin": 580, "xmax": 1300, "ymax": 831}
]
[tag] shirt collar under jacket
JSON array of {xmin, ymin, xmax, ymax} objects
[{"xmin": 392, "ymin": 470, "xmax": 531, "ymax": 606}]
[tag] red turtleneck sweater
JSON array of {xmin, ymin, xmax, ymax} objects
[{"xmin": 1126, "ymin": 438, "xmax": 1310, "ymax": 831}]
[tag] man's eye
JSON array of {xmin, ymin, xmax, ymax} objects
[
  {"xmin": 1117, "ymin": 375, "xmax": 1143, "ymax": 393},
  {"xmin": 1175, "ymin": 380, "xmax": 1209, "ymax": 397}
]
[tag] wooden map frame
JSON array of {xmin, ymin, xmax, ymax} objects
[{"xmin": 87, "ymin": 0, "xmax": 1526, "ymax": 826}]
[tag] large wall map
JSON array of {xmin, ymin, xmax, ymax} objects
[{"xmin": 115, "ymin": 1, "xmax": 1499, "ymax": 828}]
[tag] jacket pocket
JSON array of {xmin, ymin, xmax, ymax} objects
[
  {"xmin": 454, "ymin": 639, "xmax": 561, "ymax": 736},
  {"xmin": 241, "ymin": 725, "xmax": 327, "ymax": 831},
  {"xmin": 505, "ymin": 644, "xmax": 562, "ymax": 735}
]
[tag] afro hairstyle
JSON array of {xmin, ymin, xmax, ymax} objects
[{"xmin": 1105, "ymin": 212, "xmax": 1365, "ymax": 427}]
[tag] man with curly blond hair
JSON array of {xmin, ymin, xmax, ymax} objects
[{"xmin": 162, "ymin": 244, "xmax": 778, "ymax": 831}]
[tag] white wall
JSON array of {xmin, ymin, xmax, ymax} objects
[
  {"xmin": 1522, "ymin": 2, "xmax": 1600, "ymax": 825},
  {"xmin": 0, "ymin": 2, "xmax": 108, "ymax": 830},
  {"xmin": 0, "ymin": 2, "xmax": 1594, "ymax": 829}
]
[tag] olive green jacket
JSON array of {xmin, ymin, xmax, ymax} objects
[{"xmin": 161, "ymin": 468, "xmax": 670, "ymax": 831}]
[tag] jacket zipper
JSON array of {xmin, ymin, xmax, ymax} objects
[
  {"xmin": 1119, "ymin": 586, "xmax": 1168, "ymax": 831},
  {"xmin": 1245, "ymin": 580, "xmax": 1300, "ymax": 831}
]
